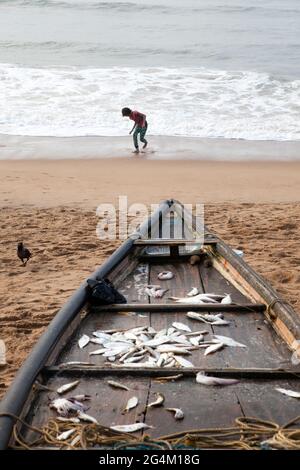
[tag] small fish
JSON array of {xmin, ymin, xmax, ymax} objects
[
  {"xmin": 172, "ymin": 322, "xmax": 192, "ymax": 332},
  {"xmin": 204, "ymin": 342, "xmax": 224, "ymax": 355},
  {"xmin": 166, "ymin": 408, "xmax": 184, "ymax": 420},
  {"xmin": 89, "ymin": 338, "xmax": 106, "ymax": 345},
  {"xmin": 57, "ymin": 417, "xmax": 80, "ymax": 424},
  {"xmin": 77, "ymin": 411, "xmax": 98, "ymax": 424},
  {"xmin": 123, "ymin": 396, "xmax": 139, "ymax": 413},
  {"xmin": 78, "ymin": 334, "xmax": 90, "ymax": 349},
  {"xmin": 110, "ymin": 423, "xmax": 153, "ymax": 433},
  {"xmin": 221, "ymin": 294, "xmax": 232, "ymax": 304},
  {"xmin": 57, "ymin": 429, "xmax": 76, "ymax": 441},
  {"xmin": 49, "ymin": 398, "xmax": 87, "ymax": 416},
  {"xmin": 276, "ymin": 388, "xmax": 300, "ymax": 398},
  {"xmin": 70, "ymin": 435, "xmax": 81, "ymax": 447},
  {"xmin": 196, "ymin": 372, "xmax": 239, "ymax": 386},
  {"xmin": 171, "ymin": 293, "xmax": 222, "ymax": 304},
  {"xmin": 186, "ymin": 330, "xmax": 209, "ymax": 336},
  {"xmin": 189, "ymin": 336, "xmax": 203, "ymax": 346},
  {"xmin": 173, "ymin": 356, "xmax": 194, "ymax": 368},
  {"xmin": 213, "ymin": 335, "xmax": 247, "ymax": 348},
  {"xmin": 158, "ymin": 271, "xmax": 174, "ymax": 280},
  {"xmin": 71, "ymin": 394, "xmax": 91, "ymax": 401},
  {"xmin": 157, "ymin": 345, "xmax": 191, "ymax": 354},
  {"xmin": 57, "ymin": 380, "xmax": 80, "ymax": 395},
  {"xmin": 107, "ymin": 380, "xmax": 130, "ymax": 391},
  {"xmin": 187, "ymin": 287, "xmax": 199, "ymax": 297},
  {"xmin": 89, "ymin": 348, "xmax": 106, "ymax": 356},
  {"xmin": 211, "ymin": 319, "xmax": 230, "ymax": 326},
  {"xmin": 148, "ymin": 393, "xmax": 165, "ymax": 408},
  {"xmin": 124, "ymin": 356, "xmax": 145, "ymax": 363},
  {"xmin": 144, "ymin": 336, "xmax": 170, "ymax": 347}
]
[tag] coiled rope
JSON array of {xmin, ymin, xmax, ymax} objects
[{"xmin": 1, "ymin": 413, "xmax": 300, "ymax": 450}]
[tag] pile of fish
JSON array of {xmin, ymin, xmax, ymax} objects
[{"xmin": 78, "ymin": 323, "xmax": 246, "ymax": 369}]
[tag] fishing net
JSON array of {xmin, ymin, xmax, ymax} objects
[{"xmin": 2, "ymin": 413, "xmax": 300, "ymax": 450}]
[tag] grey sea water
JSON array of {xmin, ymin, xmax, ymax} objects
[{"xmin": 0, "ymin": 0, "xmax": 299, "ymax": 139}]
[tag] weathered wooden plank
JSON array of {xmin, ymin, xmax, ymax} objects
[
  {"xmin": 91, "ymin": 303, "xmax": 265, "ymax": 313},
  {"xmin": 145, "ymin": 377, "xmax": 243, "ymax": 437},
  {"xmin": 198, "ymin": 262, "xmax": 292, "ymax": 370},
  {"xmin": 43, "ymin": 367, "xmax": 300, "ymax": 378},
  {"xmin": 236, "ymin": 379, "xmax": 300, "ymax": 426}
]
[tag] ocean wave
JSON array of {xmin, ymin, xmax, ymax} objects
[
  {"xmin": 0, "ymin": 64, "xmax": 299, "ymax": 140},
  {"xmin": 2, "ymin": 0, "xmax": 299, "ymax": 15},
  {"xmin": 1, "ymin": 0, "xmax": 171, "ymax": 12}
]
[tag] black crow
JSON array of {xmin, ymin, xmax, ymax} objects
[{"xmin": 17, "ymin": 242, "xmax": 32, "ymax": 266}]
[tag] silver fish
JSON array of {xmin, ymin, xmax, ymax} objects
[
  {"xmin": 211, "ymin": 319, "xmax": 231, "ymax": 326},
  {"xmin": 158, "ymin": 271, "xmax": 174, "ymax": 280},
  {"xmin": 189, "ymin": 336, "xmax": 203, "ymax": 346},
  {"xmin": 70, "ymin": 435, "xmax": 81, "ymax": 447},
  {"xmin": 173, "ymin": 356, "xmax": 194, "ymax": 368},
  {"xmin": 107, "ymin": 380, "xmax": 130, "ymax": 391},
  {"xmin": 166, "ymin": 408, "xmax": 184, "ymax": 420},
  {"xmin": 187, "ymin": 287, "xmax": 199, "ymax": 297},
  {"xmin": 57, "ymin": 429, "xmax": 76, "ymax": 441},
  {"xmin": 71, "ymin": 394, "xmax": 91, "ymax": 401},
  {"xmin": 57, "ymin": 380, "xmax": 80, "ymax": 395},
  {"xmin": 92, "ymin": 331, "xmax": 111, "ymax": 340},
  {"xmin": 110, "ymin": 423, "xmax": 153, "ymax": 433},
  {"xmin": 170, "ymin": 293, "xmax": 221, "ymax": 304},
  {"xmin": 144, "ymin": 336, "xmax": 170, "ymax": 347},
  {"xmin": 213, "ymin": 335, "xmax": 247, "ymax": 348},
  {"xmin": 49, "ymin": 398, "xmax": 87, "ymax": 416},
  {"xmin": 172, "ymin": 322, "xmax": 192, "ymax": 332},
  {"xmin": 77, "ymin": 411, "xmax": 98, "ymax": 424},
  {"xmin": 57, "ymin": 417, "xmax": 80, "ymax": 424},
  {"xmin": 123, "ymin": 396, "xmax": 139, "ymax": 413},
  {"xmin": 89, "ymin": 338, "xmax": 106, "ymax": 345},
  {"xmin": 124, "ymin": 356, "xmax": 145, "ymax": 363},
  {"xmin": 196, "ymin": 372, "xmax": 239, "ymax": 386},
  {"xmin": 204, "ymin": 343, "xmax": 224, "ymax": 355},
  {"xmin": 276, "ymin": 387, "xmax": 300, "ymax": 398},
  {"xmin": 148, "ymin": 393, "xmax": 165, "ymax": 408},
  {"xmin": 78, "ymin": 334, "xmax": 90, "ymax": 349},
  {"xmin": 89, "ymin": 348, "xmax": 107, "ymax": 356},
  {"xmin": 221, "ymin": 294, "xmax": 232, "ymax": 304},
  {"xmin": 157, "ymin": 345, "xmax": 191, "ymax": 354}
]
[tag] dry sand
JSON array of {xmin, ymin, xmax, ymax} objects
[{"xmin": 0, "ymin": 158, "xmax": 300, "ymax": 397}]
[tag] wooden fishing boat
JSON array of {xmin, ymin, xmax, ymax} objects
[{"xmin": 0, "ymin": 199, "xmax": 300, "ymax": 450}]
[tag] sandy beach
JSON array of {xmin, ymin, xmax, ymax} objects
[{"xmin": 0, "ymin": 157, "xmax": 300, "ymax": 398}]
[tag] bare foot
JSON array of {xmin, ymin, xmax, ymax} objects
[
  {"xmin": 132, "ymin": 149, "xmax": 139, "ymax": 154},
  {"xmin": 142, "ymin": 142, "xmax": 148, "ymax": 149}
]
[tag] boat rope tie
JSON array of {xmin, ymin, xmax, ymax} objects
[{"xmin": 1, "ymin": 413, "xmax": 300, "ymax": 450}]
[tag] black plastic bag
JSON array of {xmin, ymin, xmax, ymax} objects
[{"xmin": 86, "ymin": 278, "xmax": 127, "ymax": 306}]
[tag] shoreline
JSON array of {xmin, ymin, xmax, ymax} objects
[{"xmin": 1, "ymin": 134, "xmax": 300, "ymax": 161}]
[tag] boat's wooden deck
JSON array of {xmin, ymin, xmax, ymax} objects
[{"xmin": 23, "ymin": 257, "xmax": 300, "ymax": 443}]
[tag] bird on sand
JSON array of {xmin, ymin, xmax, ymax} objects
[{"xmin": 17, "ymin": 242, "xmax": 32, "ymax": 266}]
